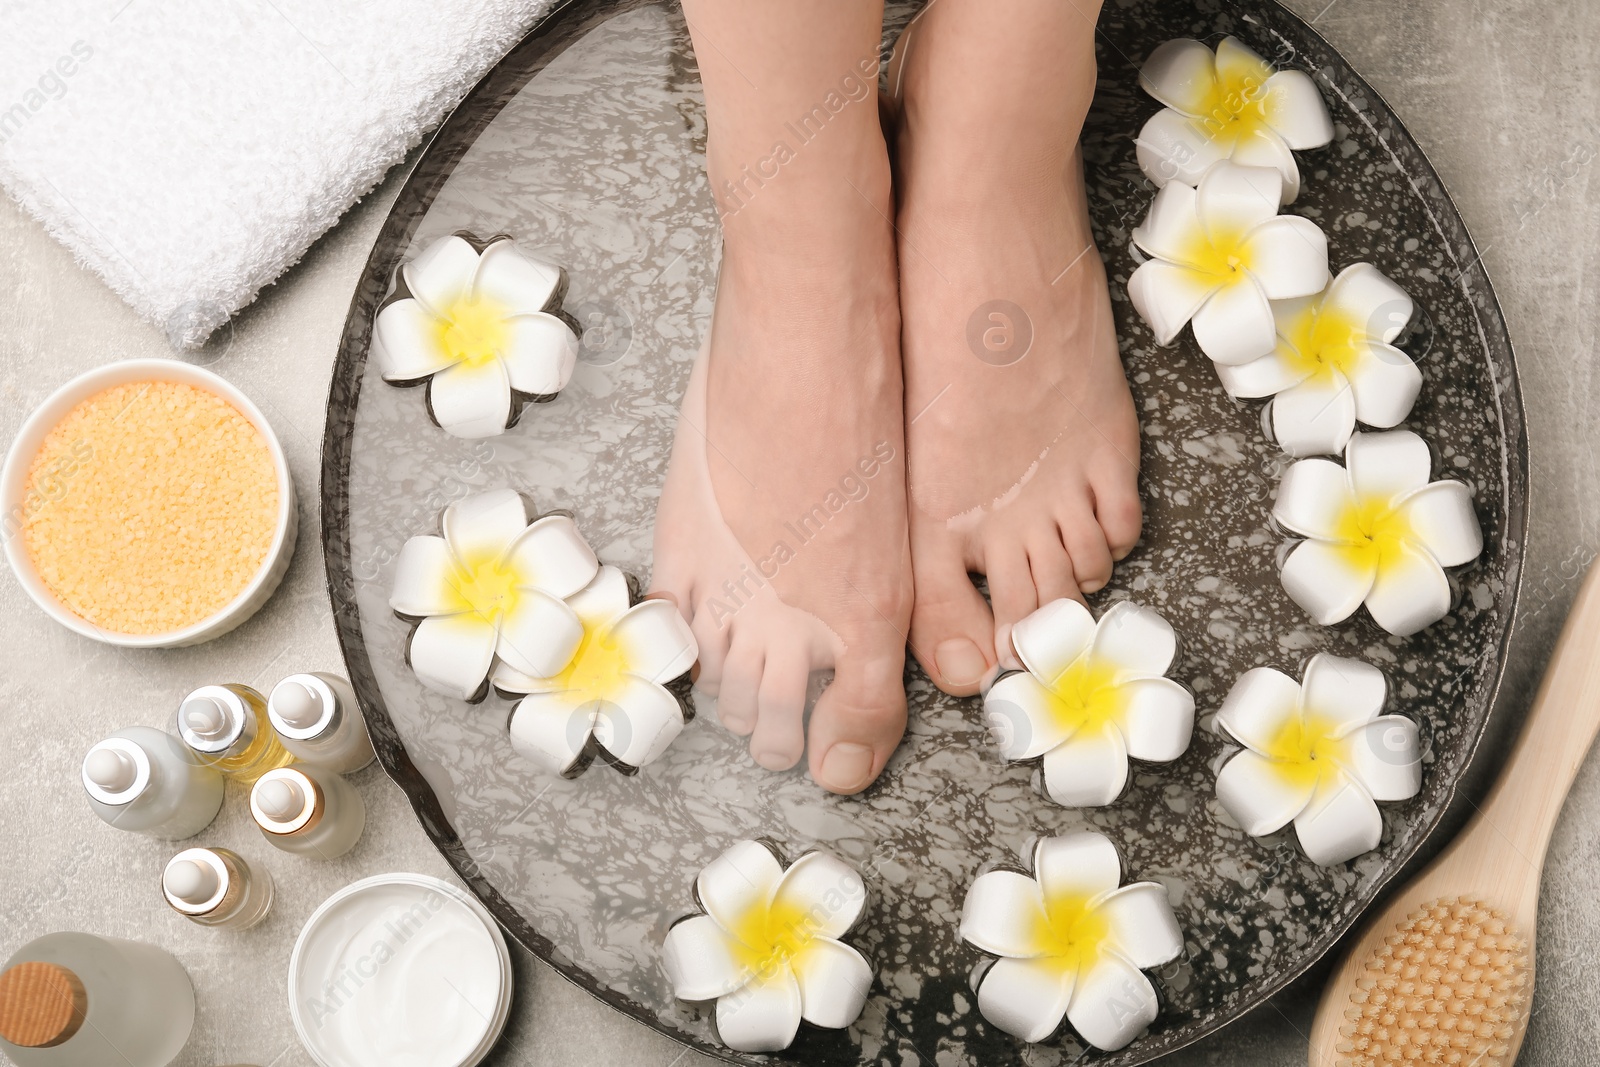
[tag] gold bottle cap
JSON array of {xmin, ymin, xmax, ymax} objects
[
  {"xmin": 251, "ymin": 767, "xmax": 324, "ymax": 835},
  {"xmin": 0, "ymin": 961, "xmax": 87, "ymax": 1048}
]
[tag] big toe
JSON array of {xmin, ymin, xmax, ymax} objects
[
  {"xmin": 807, "ymin": 643, "xmax": 907, "ymax": 795},
  {"xmin": 908, "ymin": 536, "xmax": 996, "ymax": 696}
]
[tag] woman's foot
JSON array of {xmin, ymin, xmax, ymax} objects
[
  {"xmin": 890, "ymin": 0, "xmax": 1143, "ymax": 695},
  {"xmin": 651, "ymin": 0, "xmax": 911, "ymax": 794}
]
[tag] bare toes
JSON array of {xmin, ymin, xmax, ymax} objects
[
  {"xmin": 689, "ymin": 609, "xmax": 730, "ymax": 698},
  {"xmin": 908, "ymin": 533, "xmax": 996, "ymax": 695},
  {"xmin": 749, "ymin": 643, "xmax": 809, "ymax": 770},
  {"xmin": 1092, "ymin": 469, "xmax": 1143, "ymax": 560},
  {"xmin": 806, "ymin": 645, "xmax": 907, "ymax": 794},
  {"xmin": 985, "ymin": 539, "xmax": 1038, "ymax": 668},
  {"xmin": 1026, "ymin": 522, "xmax": 1083, "ymax": 606},
  {"xmin": 1058, "ymin": 511, "xmax": 1114, "ymax": 593},
  {"xmin": 716, "ymin": 630, "xmax": 762, "ymax": 736}
]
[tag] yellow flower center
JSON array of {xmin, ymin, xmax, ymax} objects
[
  {"xmin": 1041, "ymin": 657, "xmax": 1129, "ymax": 737},
  {"xmin": 550, "ymin": 619, "xmax": 633, "ymax": 701},
  {"xmin": 1280, "ymin": 301, "xmax": 1366, "ymax": 381},
  {"xmin": 1194, "ymin": 55, "xmax": 1274, "ymax": 145},
  {"xmin": 725, "ymin": 892, "xmax": 825, "ymax": 980},
  {"xmin": 1260, "ymin": 710, "xmax": 1349, "ymax": 791},
  {"xmin": 1178, "ymin": 223, "xmax": 1253, "ymax": 287},
  {"xmin": 443, "ymin": 549, "xmax": 521, "ymax": 622},
  {"xmin": 437, "ymin": 295, "xmax": 509, "ymax": 367},
  {"xmin": 1329, "ymin": 493, "xmax": 1416, "ymax": 574},
  {"xmin": 1031, "ymin": 888, "xmax": 1112, "ymax": 975}
]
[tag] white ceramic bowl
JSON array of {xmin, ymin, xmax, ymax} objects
[
  {"xmin": 0, "ymin": 359, "xmax": 297, "ymax": 648},
  {"xmin": 289, "ymin": 873, "xmax": 514, "ymax": 1067}
]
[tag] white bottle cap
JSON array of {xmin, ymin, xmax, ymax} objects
[
  {"xmin": 162, "ymin": 847, "xmax": 232, "ymax": 915},
  {"xmin": 252, "ymin": 768, "xmax": 322, "ymax": 835},
  {"xmin": 182, "ymin": 697, "xmax": 228, "ymax": 738},
  {"xmin": 270, "ymin": 677, "xmax": 332, "ymax": 736},
  {"xmin": 81, "ymin": 737, "xmax": 152, "ymax": 805},
  {"xmin": 176, "ymin": 685, "xmax": 251, "ymax": 754},
  {"xmin": 257, "ymin": 778, "xmax": 304, "ymax": 820}
]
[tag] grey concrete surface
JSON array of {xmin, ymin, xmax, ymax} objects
[{"xmin": 1, "ymin": 1, "xmax": 1596, "ymax": 1065}]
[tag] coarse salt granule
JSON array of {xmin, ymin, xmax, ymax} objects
[{"xmin": 20, "ymin": 380, "xmax": 280, "ymax": 635}]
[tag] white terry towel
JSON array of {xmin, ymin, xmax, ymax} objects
[{"xmin": 0, "ymin": 0, "xmax": 556, "ymax": 347}]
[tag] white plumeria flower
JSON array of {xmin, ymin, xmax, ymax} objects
[
  {"xmin": 1136, "ymin": 36, "xmax": 1334, "ymax": 203},
  {"xmin": 373, "ymin": 233, "xmax": 580, "ymax": 439},
  {"xmin": 1129, "ymin": 161, "xmax": 1330, "ymax": 365},
  {"xmin": 1218, "ymin": 263, "xmax": 1422, "ymax": 456},
  {"xmin": 959, "ymin": 832, "xmax": 1183, "ymax": 1051},
  {"xmin": 389, "ymin": 488, "xmax": 599, "ymax": 701},
  {"xmin": 984, "ymin": 600, "xmax": 1196, "ymax": 808},
  {"xmin": 496, "ymin": 565, "xmax": 698, "ymax": 775},
  {"xmin": 1274, "ymin": 430, "xmax": 1482, "ymax": 636},
  {"xmin": 662, "ymin": 840, "xmax": 872, "ymax": 1053},
  {"xmin": 1214, "ymin": 654, "xmax": 1421, "ymax": 866}
]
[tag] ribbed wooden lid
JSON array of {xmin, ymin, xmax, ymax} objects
[{"xmin": 0, "ymin": 961, "xmax": 88, "ymax": 1048}]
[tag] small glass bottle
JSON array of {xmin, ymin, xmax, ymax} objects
[
  {"xmin": 0, "ymin": 932, "xmax": 194, "ymax": 1067},
  {"xmin": 175, "ymin": 684, "xmax": 295, "ymax": 784},
  {"xmin": 267, "ymin": 672, "xmax": 375, "ymax": 774},
  {"xmin": 81, "ymin": 727, "xmax": 224, "ymax": 839},
  {"xmin": 161, "ymin": 848, "xmax": 274, "ymax": 930},
  {"xmin": 249, "ymin": 766, "xmax": 365, "ymax": 858}
]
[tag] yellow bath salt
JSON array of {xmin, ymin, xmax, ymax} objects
[{"xmin": 20, "ymin": 381, "xmax": 279, "ymax": 635}]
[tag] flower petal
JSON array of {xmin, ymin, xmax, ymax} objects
[
  {"xmin": 607, "ymin": 599, "xmax": 699, "ymax": 684},
  {"xmin": 1363, "ymin": 538, "xmax": 1452, "ymax": 636},
  {"xmin": 1280, "ymin": 538, "xmax": 1377, "ymax": 625},
  {"xmin": 1032, "ymin": 832, "xmax": 1123, "ymax": 903},
  {"xmin": 1215, "ymin": 748, "xmax": 1317, "ymax": 836},
  {"xmin": 1346, "ymin": 429, "xmax": 1432, "ymax": 504},
  {"xmin": 1214, "ymin": 341, "xmax": 1313, "ymax": 398},
  {"xmin": 1260, "ymin": 69, "xmax": 1334, "ymax": 149},
  {"xmin": 984, "ymin": 671, "xmax": 1075, "ymax": 761},
  {"xmin": 1121, "ymin": 678, "xmax": 1196, "ymax": 762},
  {"xmin": 1214, "ymin": 36, "xmax": 1274, "ymax": 89},
  {"xmin": 566, "ymin": 565, "xmax": 632, "ymax": 629},
  {"xmin": 1394, "ymin": 481, "xmax": 1482, "ymax": 567},
  {"xmin": 663, "ymin": 914, "xmax": 751, "ymax": 1001},
  {"xmin": 1229, "ymin": 126, "xmax": 1301, "ymax": 203},
  {"xmin": 770, "ymin": 851, "xmax": 867, "ymax": 940},
  {"xmin": 507, "ymin": 690, "xmax": 592, "ymax": 775},
  {"xmin": 470, "ymin": 238, "xmax": 563, "ymax": 316},
  {"xmin": 1191, "ymin": 275, "xmax": 1277, "ymax": 365},
  {"xmin": 1345, "ymin": 342, "xmax": 1422, "ymax": 428},
  {"xmin": 960, "ymin": 869, "xmax": 1050, "ymax": 959},
  {"xmin": 1128, "ymin": 261, "xmax": 1219, "ymax": 345},
  {"xmin": 1067, "ymin": 955, "xmax": 1160, "ymax": 1052},
  {"xmin": 402, "ymin": 234, "xmax": 480, "ymax": 316},
  {"xmin": 716, "ymin": 963, "xmax": 802, "ymax": 1053},
  {"xmin": 1324, "ymin": 263, "xmax": 1414, "ymax": 343},
  {"xmin": 1197, "ymin": 161, "xmax": 1283, "ymax": 243},
  {"xmin": 1090, "ymin": 601, "xmax": 1178, "ymax": 678},
  {"xmin": 494, "ymin": 590, "xmax": 581, "ymax": 677},
  {"xmin": 1040, "ymin": 723, "xmax": 1130, "ymax": 808},
  {"xmin": 591, "ymin": 675, "xmax": 685, "ymax": 769},
  {"xmin": 408, "ymin": 613, "xmax": 496, "ymax": 700},
  {"xmin": 390, "ymin": 536, "xmax": 463, "ymax": 617},
  {"xmin": 1300, "ymin": 653, "xmax": 1387, "ymax": 730},
  {"xmin": 1241, "ymin": 216, "xmax": 1330, "ymax": 300},
  {"xmin": 1294, "ymin": 774, "xmax": 1383, "ymax": 865},
  {"xmin": 1341, "ymin": 715, "xmax": 1422, "ymax": 802},
  {"xmin": 443, "ymin": 488, "xmax": 528, "ymax": 563},
  {"xmin": 976, "ymin": 955, "xmax": 1075, "ymax": 1044},
  {"xmin": 374, "ymin": 298, "xmax": 454, "ymax": 381},
  {"xmin": 1138, "ymin": 38, "xmax": 1218, "ymax": 115},
  {"xmin": 488, "ymin": 659, "xmax": 558, "ymax": 695},
  {"xmin": 1216, "ymin": 666, "xmax": 1303, "ymax": 754},
  {"xmin": 1273, "ymin": 457, "xmax": 1359, "ymax": 540},
  {"xmin": 1135, "ymin": 108, "xmax": 1229, "ymax": 188},
  {"xmin": 428, "ymin": 359, "xmax": 512, "ymax": 439},
  {"xmin": 1271, "ymin": 372, "xmax": 1356, "ymax": 457},
  {"xmin": 793, "ymin": 938, "xmax": 872, "ymax": 1029},
  {"xmin": 506, "ymin": 515, "xmax": 600, "ymax": 598},
  {"xmin": 698, "ymin": 840, "xmax": 785, "ymax": 938},
  {"xmin": 1131, "ymin": 181, "xmax": 1206, "ymax": 267},
  {"xmin": 502, "ymin": 313, "xmax": 579, "ymax": 395},
  {"xmin": 1097, "ymin": 882, "xmax": 1184, "ymax": 970},
  {"xmin": 1011, "ymin": 597, "xmax": 1096, "ymax": 686}
]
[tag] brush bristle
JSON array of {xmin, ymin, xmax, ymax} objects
[{"xmin": 1336, "ymin": 897, "xmax": 1530, "ymax": 1067}]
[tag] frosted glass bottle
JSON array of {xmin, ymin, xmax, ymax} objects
[
  {"xmin": 0, "ymin": 932, "xmax": 194, "ymax": 1066},
  {"xmin": 266, "ymin": 672, "xmax": 374, "ymax": 773},
  {"xmin": 81, "ymin": 727, "xmax": 224, "ymax": 839},
  {"xmin": 249, "ymin": 766, "xmax": 365, "ymax": 858},
  {"xmin": 162, "ymin": 847, "xmax": 275, "ymax": 930}
]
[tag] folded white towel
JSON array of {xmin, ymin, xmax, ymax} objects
[{"xmin": 0, "ymin": 0, "xmax": 555, "ymax": 347}]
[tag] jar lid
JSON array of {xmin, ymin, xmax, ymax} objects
[
  {"xmin": 163, "ymin": 847, "xmax": 234, "ymax": 915},
  {"xmin": 177, "ymin": 684, "xmax": 249, "ymax": 753},
  {"xmin": 269, "ymin": 674, "xmax": 339, "ymax": 741},
  {"xmin": 81, "ymin": 736, "xmax": 152, "ymax": 806},
  {"xmin": 252, "ymin": 767, "xmax": 324, "ymax": 835}
]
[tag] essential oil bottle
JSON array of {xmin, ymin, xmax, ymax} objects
[
  {"xmin": 267, "ymin": 672, "xmax": 374, "ymax": 774},
  {"xmin": 162, "ymin": 847, "xmax": 274, "ymax": 930},
  {"xmin": 249, "ymin": 766, "xmax": 365, "ymax": 859},
  {"xmin": 175, "ymin": 684, "xmax": 295, "ymax": 784},
  {"xmin": 0, "ymin": 932, "xmax": 194, "ymax": 1066},
  {"xmin": 81, "ymin": 727, "xmax": 224, "ymax": 839}
]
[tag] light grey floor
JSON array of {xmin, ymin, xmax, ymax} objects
[{"xmin": 1, "ymin": 1, "xmax": 1596, "ymax": 1065}]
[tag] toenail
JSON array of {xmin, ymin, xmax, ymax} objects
[
  {"xmin": 752, "ymin": 747, "xmax": 794, "ymax": 771},
  {"xmin": 819, "ymin": 743, "xmax": 874, "ymax": 792},
  {"xmin": 934, "ymin": 638, "xmax": 988, "ymax": 686}
]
